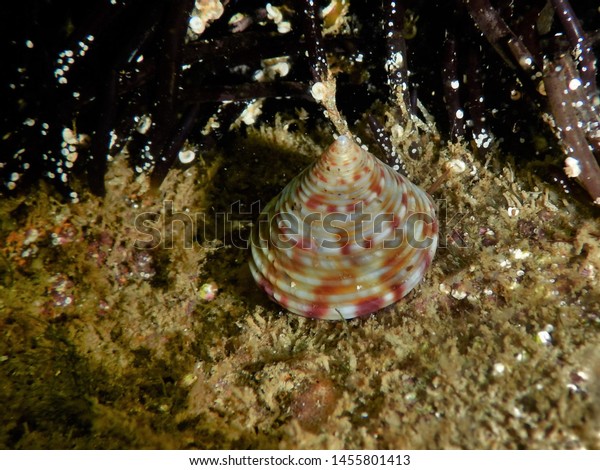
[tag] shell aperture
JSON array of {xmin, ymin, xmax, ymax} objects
[{"xmin": 249, "ymin": 135, "xmax": 438, "ymax": 320}]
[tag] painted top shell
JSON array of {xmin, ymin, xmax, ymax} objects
[{"xmin": 249, "ymin": 135, "xmax": 438, "ymax": 320}]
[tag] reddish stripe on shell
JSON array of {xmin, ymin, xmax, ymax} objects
[
  {"xmin": 423, "ymin": 251, "xmax": 433, "ymax": 270},
  {"xmin": 340, "ymin": 239, "xmax": 353, "ymax": 256},
  {"xmin": 312, "ymin": 276, "xmax": 360, "ymax": 297},
  {"xmin": 305, "ymin": 303, "xmax": 331, "ymax": 319},
  {"xmin": 430, "ymin": 217, "xmax": 439, "ymax": 236},
  {"xmin": 358, "ymin": 237, "xmax": 373, "ymax": 249},
  {"xmin": 305, "ymin": 193, "xmax": 326, "ymax": 210},
  {"xmin": 389, "ymin": 282, "xmax": 406, "ymax": 299},
  {"xmin": 369, "ymin": 176, "xmax": 382, "ymax": 198},
  {"xmin": 258, "ymin": 277, "xmax": 275, "ymax": 298},
  {"xmin": 401, "ymin": 190, "xmax": 408, "ymax": 208},
  {"xmin": 297, "ymin": 237, "xmax": 317, "ymax": 250},
  {"xmin": 352, "ymin": 296, "xmax": 388, "ymax": 317},
  {"xmin": 276, "ymin": 292, "xmax": 289, "ymax": 309}
]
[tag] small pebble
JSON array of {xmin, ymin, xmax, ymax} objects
[{"xmin": 199, "ymin": 281, "xmax": 218, "ymax": 301}]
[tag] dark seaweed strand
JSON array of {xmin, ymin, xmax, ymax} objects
[
  {"xmin": 2, "ymin": 1, "xmax": 598, "ymax": 207},
  {"xmin": 184, "ymin": 82, "xmax": 309, "ymax": 103},
  {"xmin": 4, "ymin": 2, "xmax": 332, "ymax": 196},
  {"xmin": 88, "ymin": 69, "xmax": 118, "ymax": 196},
  {"xmin": 104, "ymin": 25, "xmax": 176, "ymax": 163},
  {"xmin": 147, "ymin": 0, "xmax": 196, "ymax": 191},
  {"xmin": 383, "ymin": 0, "xmax": 411, "ymax": 116},
  {"xmin": 149, "ymin": 102, "xmax": 202, "ymax": 191},
  {"xmin": 1, "ymin": 4, "xmax": 117, "ymax": 199},
  {"xmin": 367, "ymin": 115, "xmax": 408, "ymax": 178},
  {"xmin": 465, "ymin": 42, "xmax": 494, "ymax": 155},
  {"xmin": 558, "ymin": 49, "xmax": 600, "ymax": 157},
  {"xmin": 441, "ymin": 26, "xmax": 466, "ymax": 141},
  {"xmin": 544, "ymin": 56, "xmax": 600, "ymax": 204},
  {"xmin": 462, "ymin": 0, "xmax": 541, "ymax": 81},
  {"xmin": 463, "ymin": 0, "xmax": 600, "ymax": 205},
  {"xmin": 441, "ymin": 2, "xmax": 493, "ymax": 152},
  {"xmin": 85, "ymin": 2, "xmax": 165, "ymax": 196},
  {"xmin": 77, "ymin": 4, "xmax": 162, "ymax": 194},
  {"xmin": 550, "ymin": 0, "xmax": 597, "ymax": 99},
  {"xmin": 548, "ymin": 0, "xmax": 600, "ymax": 159},
  {"xmin": 151, "ymin": 1, "xmax": 323, "ymax": 190},
  {"xmin": 302, "ymin": 0, "xmax": 329, "ymax": 82},
  {"xmin": 183, "ymin": 30, "xmax": 300, "ymax": 67},
  {"xmin": 1, "ymin": 1, "xmax": 168, "ymax": 200}
]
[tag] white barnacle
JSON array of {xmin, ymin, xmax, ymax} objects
[
  {"xmin": 445, "ymin": 159, "xmax": 466, "ymax": 174},
  {"xmin": 62, "ymin": 127, "xmax": 78, "ymax": 145},
  {"xmin": 255, "ymin": 56, "xmax": 291, "ymax": 82},
  {"xmin": 385, "ymin": 51, "xmax": 404, "ymax": 72},
  {"xmin": 451, "ymin": 289, "xmax": 467, "ymax": 300},
  {"xmin": 238, "ymin": 99, "xmax": 263, "ymax": 125},
  {"xmin": 277, "ymin": 21, "xmax": 291, "ymax": 34},
  {"xmin": 510, "ymin": 248, "xmax": 530, "ymax": 260},
  {"xmin": 564, "ymin": 156, "xmax": 582, "ymax": 177},
  {"xmin": 519, "ymin": 56, "xmax": 534, "ymax": 68},
  {"xmin": 270, "ymin": 61, "xmax": 290, "ymax": 77},
  {"xmin": 568, "ymin": 78, "xmax": 581, "ymax": 91},
  {"xmin": 178, "ymin": 149, "xmax": 196, "ymax": 164},
  {"xmin": 474, "ymin": 130, "xmax": 493, "ymax": 149},
  {"xmin": 136, "ymin": 115, "xmax": 152, "ymax": 134},
  {"xmin": 536, "ymin": 330, "xmax": 552, "ymax": 345},
  {"xmin": 310, "ymin": 81, "xmax": 327, "ymax": 102},
  {"xmin": 492, "ymin": 363, "xmax": 506, "ymax": 376},
  {"xmin": 189, "ymin": 15, "xmax": 204, "ymax": 35},
  {"xmin": 266, "ymin": 3, "xmax": 283, "ymax": 24},
  {"xmin": 107, "ymin": 130, "xmax": 117, "ymax": 150}
]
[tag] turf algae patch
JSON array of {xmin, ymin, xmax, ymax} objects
[{"xmin": 1, "ymin": 123, "xmax": 600, "ymax": 448}]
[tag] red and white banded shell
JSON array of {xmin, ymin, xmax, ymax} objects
[{"xmin": 249, "ymin": 135, "xmax": 438, "ymax": 320}]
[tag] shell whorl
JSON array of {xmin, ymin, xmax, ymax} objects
[{"xmin": 249, "ymin": 135, "xmax": 438, "ymax": 320}]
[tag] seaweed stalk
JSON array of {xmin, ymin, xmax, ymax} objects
[{"xmin": 544, "ymin": 56, "xmax": 600, "ymax": 204}]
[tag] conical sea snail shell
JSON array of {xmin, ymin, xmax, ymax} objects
[{"xmin": 249, "ymin": 135, "xmax": 438, "ymax": 320}]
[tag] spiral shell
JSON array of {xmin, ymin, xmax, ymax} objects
[{"xmin": 249, "ymin": 135, "xmax": 438, "ymax": 320}]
